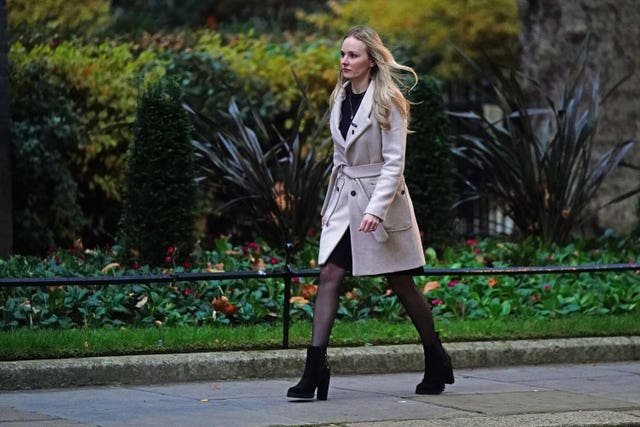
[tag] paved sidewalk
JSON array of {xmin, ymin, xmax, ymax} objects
[
  {"xmin": 1, "ymin": 361, "xmax": 639, "ymax": 426},
  {"xmin": 1, "ymin": 337, "xmax": 640, "ymax": 426}
]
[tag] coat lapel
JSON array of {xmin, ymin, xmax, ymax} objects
[
  {"xmin": 330, "ymin": 86, "xmax": 346, "ymax": 148},
  {"xmin": 330, "ymin": 80, "xmax": 375, "ymax": 152},
  {"xmin": 344, "ymin": 80, "xmax": 374, "ymax": 152}
]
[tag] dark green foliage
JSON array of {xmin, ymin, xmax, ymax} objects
[
  {"xmin": 10, "ymin": 60, "xmax": 87, "ymax": 255},
  {"xmin": 451, "ymin": 38, "xmax": 638, "ymax": 246},
  {"xmin": 110, "ymin": 0, "xmax": 326, "ymax": 33},
  {"xmin": 163, "ymin": 51, "xmax": 240, "ymax": 120},
  {"xmin": 405, "ymin": 76, "xmax": 457, "ymax": 248},
  {"xmin": 119, "ymin": 77, "xmax": 198, "ymax": 266},
  {"xmin": 188, "ymin": 85, "xmax": 332, "ymax": 252}
]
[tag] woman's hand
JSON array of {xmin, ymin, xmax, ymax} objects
[{"xmin": 359, "ymin": 213, "xmax": 381, "ymax": 233}]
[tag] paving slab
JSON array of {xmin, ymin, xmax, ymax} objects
[{"xmin": 1, "ymin": 361, "xmax": 639, "ymax": 427}]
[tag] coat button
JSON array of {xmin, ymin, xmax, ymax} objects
[
  {"xmin": 350, "ymin": 191, "xmax": 356, "ymax": 196},
  {"xmin": 336, "ymin": 186, "xmax": 339, "ymax": 191},
  {"xmin": 401, "ymin": 190, "xmax": 405, "ymax": 195}
]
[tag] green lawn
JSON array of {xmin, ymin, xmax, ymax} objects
[{"xmin": 1, "ymin": 314, "xmax": 638, "ymax": 361}]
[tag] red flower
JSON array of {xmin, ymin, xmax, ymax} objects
[
  {"xmin": 465, "ymin": 239, "xmax": 478, "ymax": 246},
  {"xmin": 431, "ymin": 298, "xmax": 444, "ymax": 305},
  {"xmin": 248, "ymin": 242, "xmax": 260, "ymax": 251},
  {"xmin": 165, "ymin": 256, "xmax": 172, "ymax": 263},
  {"xmin": 269, "ymin": 257, "xmax": 280, "ymax": 265},
  {"xmin": 447, "ymin": 280, "xmax": 459, "ymax": 287},
  {"xmin": 532, "ymin": 294, "xmax": 540, "ymax": 301},
  {"xmin": 183, "ymin": 289, "xmax": 193, "ymax": 296},
  {"xmin": 132, "ymin": 263, "xmax": 141, "ymax": 270},
  {"xmin": 166, "ymin": 246, "xmax": 175, "ymax": 254},
  {"xmin": 182, "ymin": 261, "xmax": 192, "ymax": 270},
  {"xmin": 543, "ymin": 284, "xmax": 551, "ymax": 290}
]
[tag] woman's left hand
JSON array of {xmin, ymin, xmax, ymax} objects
[{"xmin": 359, "ymin": 213, "xmax": 381, "ymax": 233}]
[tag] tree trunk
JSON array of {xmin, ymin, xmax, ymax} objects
[
  {"xmin": 0, "ymin": 0, "xmax": 12, "ymax": 256},
  {"xmin": 518, "ymin": 0, "xmax": 640, "ymax": 234}
]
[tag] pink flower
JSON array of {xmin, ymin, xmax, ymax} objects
[
  {"xmin": 629, "ymin": 260, "xmax": 636, "ymax": 265},
  {"xmin": 269, "ymin": 257, "xmax": 280, "ymax": 265},
  {"xmin": 183, "ymin": 289, "xmax": 193, "ymax": 296},
  {"xmin": 532, "ymin": 294, "xmax": 539, "ymax": 301},
  {"xmin": 543, "ymin": 284, "xmax": 551, "ymax": 290},
  {"xmin": 164, "ymin": 256, "xmax": 172, "ymax": 263},
  {"xmin": 182, "ymin": 261, "xmax": 192, "ymax": 270},
  {"xmin": 431, "ymin": 298, "xmax": 444, "ymax": 305},
  {"xmin": 447, "ymin": 280, "xmax": 459, "ymax": 287},
  {"xmin": 465, "ymin": 239, "xmax": 478, "ymax": 246},
  {"xmin": 293, "ymin": 277, "xmax": 301, "ymax": 284},
  {"xmin": 166, "ymin": 246, "xmax": 175, "ymax": 254},
  {"xmin": 248, "ymin": 242, "xmax": 260, "ymax": 251}
]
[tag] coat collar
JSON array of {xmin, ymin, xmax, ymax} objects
[{"xmin": 330, "ymin": 80, "xmax": 374, "ymax": 151}]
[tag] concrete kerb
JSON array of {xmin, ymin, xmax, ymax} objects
[{"xmin": 1, "ymin": 336, "xmax": 639, "ymax": 391}]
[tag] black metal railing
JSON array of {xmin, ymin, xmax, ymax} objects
[{"xmin": 1, "ymin": 243, "xmax": 638, "ymax": 348}]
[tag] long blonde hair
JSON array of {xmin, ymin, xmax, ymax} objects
[{"xmin": 330, "ymin": 26, "xmax": 418, "ymax": 130}]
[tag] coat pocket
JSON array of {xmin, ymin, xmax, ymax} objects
[{"xmin": 382, "ymin": 185, "xmax": 413, "ymax": 232}]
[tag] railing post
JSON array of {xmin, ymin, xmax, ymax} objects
[{"xmin": 282, "ymin": 242, "xmax": 294, "ymax": 349}]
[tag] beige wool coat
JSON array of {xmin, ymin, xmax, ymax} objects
[{"xmin": 318, "ymin": 80, "xmax": 426, "ymax": 276}]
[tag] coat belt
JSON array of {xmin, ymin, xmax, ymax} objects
[{"xmin": 341, "ymin": 162, "xmax": 384, "ymax": 179}]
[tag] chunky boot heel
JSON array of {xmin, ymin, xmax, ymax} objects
[
  {"xmin": 287, "ymin": 346, "xmax": 331, "ymax": 400},
  {"xmin": 415, "ymin": 333, "xmax": 455, "ymax": 395}
]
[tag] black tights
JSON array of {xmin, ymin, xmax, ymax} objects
[{"xmin": 310, "ymin": 263, "xmax": 437, "ymax": 347}]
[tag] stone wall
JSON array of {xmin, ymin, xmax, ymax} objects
[{"xmin": 517, "ymin": 0, "xmax": 640, "ymax": 233}]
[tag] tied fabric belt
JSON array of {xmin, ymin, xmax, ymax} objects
[{"xmin": 325, "ymin": 162, "xmax": 390, "ymax": 242}]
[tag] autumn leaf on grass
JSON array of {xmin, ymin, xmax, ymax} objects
[
  {"xmin": 300, "ymin": 284, "xmax": 318, "ymax": 299},
  {"xmin": 290, "ymin": 296, "xmax": 309, "ymax": 307},
  {"xmin": 101, "ymin": 262, "xmax": 120, "ymax": 273},
  {"xmin": 211, "ymin": 296, "xmax": 239, "ymax": 315},
  {"xmin": 423, "ymin": 281, "xmax": 441, "ymax": 293},
  {"xmin": 136, "ymin": 296, "xmax": 148, "ymax": 308}
]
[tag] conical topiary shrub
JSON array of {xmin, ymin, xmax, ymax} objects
[
  {"xmin": 405, "ymin": 75, "xmax": 457, "ymax": 248},
  {"xmin": 118, "ymin": 76, "xmax": 198, "ymax": 267}
]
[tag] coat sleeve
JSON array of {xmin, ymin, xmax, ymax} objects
[{"xmin": 364, "ymin": 104, "xmax": 406, "ymax": 221}]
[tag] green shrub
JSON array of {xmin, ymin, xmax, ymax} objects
[
  {"xmin": 7, "ymin": 0, "xmax": 112, "ymax": 44},
  {"xmin": 9, "ymin": 41, "xmax": 162, "ymax": 246},
  {"xmin": 405, "ymin": 75, "xmax": 456, "ymax": 248},
  {"xmin": 0, "ymin": 234, "xmax": 638, "ymax": 330},
  {"xmin": 451, "ymin": 39, "xmax": 638, "ymax": 246},
  {"xmin": 118, "ymin": 77, "xmax": 198, "ymax": 266},
  {"xmin": 10, "ymin": 60, "xmax": 86, "ymax": 255}
]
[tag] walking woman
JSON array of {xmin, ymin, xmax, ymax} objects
[{"xmin": 287, "ymin": 26, "xmax": 454, "ymax": 401}]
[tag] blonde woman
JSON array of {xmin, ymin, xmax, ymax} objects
[{"xmin": 287, "ymin": 26, "xmax": 454, "ymax": 401}]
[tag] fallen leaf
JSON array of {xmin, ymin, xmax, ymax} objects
[{"xmin": 135, "ymin": 296, "xmax": 148, "ymax": 308}]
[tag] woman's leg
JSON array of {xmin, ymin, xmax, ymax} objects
[
  {"xmin": 287, "ymin": 262, "xmax": 346, "ymax": 400},
  {"xmin": 387, "ymin": 274, "xmax": 454, "ymax": 394},
  {"xmin": 311, "ymin": 262, "xmax": 347, "ymax": 346},
  {"xmin": 387, "ymin": 274, "xmax": 437, "ymax": 345}
]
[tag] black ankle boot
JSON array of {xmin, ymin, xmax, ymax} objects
[
  {"xmin": 287, "ymin": 346, "xmax": 331, "ymax": 400},
  {"xmin": 415, "ymin": 333, "xmax": 455, "ymax": 395}
]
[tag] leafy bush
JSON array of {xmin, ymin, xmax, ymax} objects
[
  {"xmin": 451, "ymin": 40, "xmax": 638, "ymax": 246},
  {"xmin": 7, "ymin": 0, "xmax": 112, "ymax": 44},
  {"xmin": 118, "ymin": 77, "xmax": 198, "ymax": 267},
  {"xmin": 0, "ymin": 234, "xmax": 638, "ymax": 330},
  {"xmin": 405, "ymin": 75, "xmax": 456, "ymax": 248},
  {"xmin": 299, "ymin": 0, "xmax": 520, "ymax": 78},
  {"xmin": 10, "ymin": 60, "xmax": 86, "ymax": 255},
  {"xmin": 189, "ymin": 86, "xmax": 332, "ymax": 252},
  {"xmin": 9, "ymin": 41, "xmax": 162, "ymax": 246}
]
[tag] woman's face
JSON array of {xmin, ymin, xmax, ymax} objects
[{"xmin": 340, "ymin": 36, "xmax": 373, "ymax": 89}]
